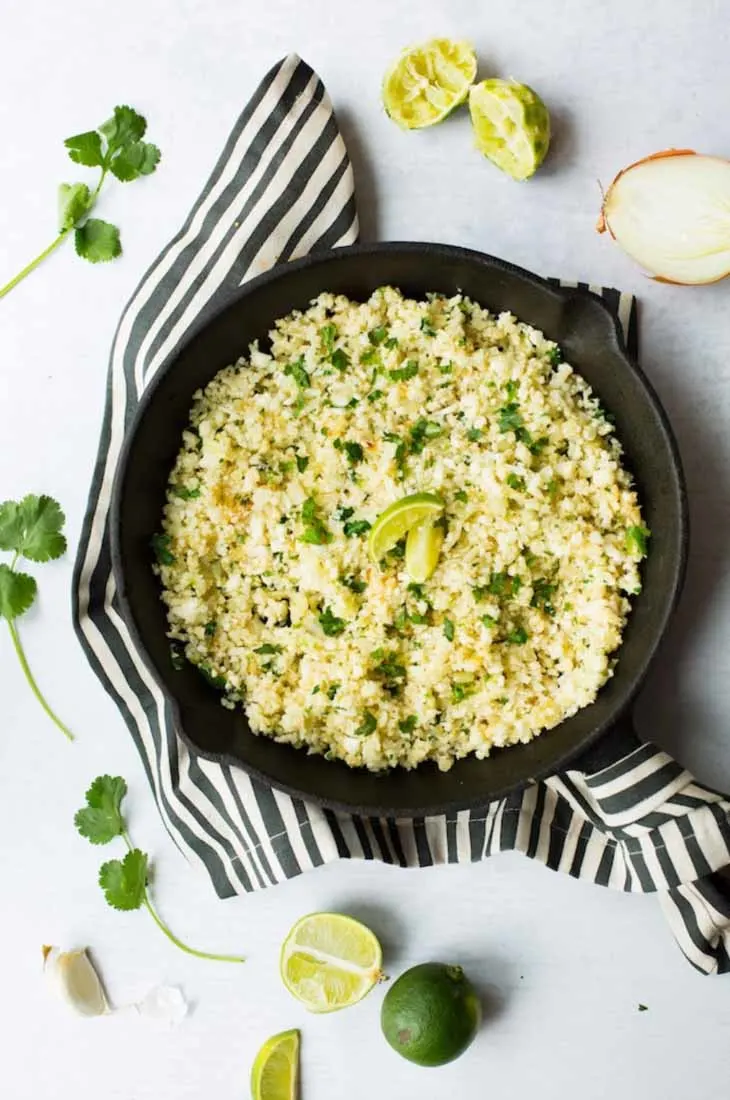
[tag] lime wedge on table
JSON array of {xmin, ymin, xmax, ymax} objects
[
  {"xmin": 405, "ymin": 518, "xmax": 445, "ymax": 583},
  {"xmin": 469, "ymin": 79, "xmax": 551, "ymax": 181},
  {"xmin": 250, "ymin": 1029, "xmax": 300, "ymax": 1100},
  {"xmin": 368, "ymin": 492, "xmax": 445, "ymax": 564},
  {"xmin": 383, "ymin": 39, "xmax": 477, "ymax": 129},
  {"xmin": 280, "ymin": 912, "xmax": 384, "ymax": 1013}
]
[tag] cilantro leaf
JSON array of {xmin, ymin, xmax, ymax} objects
[
  {"xmin": 320, "ymin": 323, "xmax": 337, "ymax": 353},
  {"xmin": 399, "ymin": 715, "xmax": 418, "ymax": 733},
  {"xmin": 58, "ymin": 183, "xmax": 93, "ymax": 231},
  {"xmin": 110, "ymin": 141, "xmax": 161, "ymax": 182},
  {"xmin": 369, "ymin": 326, "xmax": 389, "ymax": 345},
  {"xmin": 343, "ymin": 517, "xmax": 371, "ymax": 537},
  {"xmin": 74, "ymin": 776, "xmax": 127, "ymax": 845},
  {"xmin": 330, "ymin": 348, "xmax": 350, "ymax": 373},
  {"xmin": 319, "ymin": 606, "xmax": 346, "ymax": 636},
  {"xmin": 99, "ymin": 848, "xmax": 148, "ymax": 911},
  {"xmin": 254, "ymin": 643, "xmax": 283, "ymax": 655},
  {"xmin": 74, "ymin": 219, "xmax": 122, "ymax": 263},
  {"xmin": 354, "ymin": 711, "xmax": 378, "ymax": 736},
  {"xmin": 0, "ymin": 495, "xmax": 67, "ymax": 561},
  {"xmin": 284, "ymin": 357, "xmax": 310, "ymax": 389},
  {"xmin": 389, "ymin": 360, "xmax": 419, "ymax": 382},
  {"xmin": 626, "ymin": 525, "xmax": 650, "ymax": 557},
  {"xmin": 443, "ymin": 618, "xmax": 455, "ymax": 641},
  {"xmin": 64, "ymin": 130, "xmax": 104, "ymax": 167},
  {"xmin": 0, "ymin": 564, "xmax": 37, "ymax": 620},
  {"xmin": 151, "ymin": 533, "xmax": 175, "ymax": 565},
  {"xmin": 99, "ymin": 105, "xmax": 147, "ymax": 152}
]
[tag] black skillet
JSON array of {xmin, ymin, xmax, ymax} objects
[{"xmin": 111, "ymin": 243, "xmax": 688, "ymax": 817}]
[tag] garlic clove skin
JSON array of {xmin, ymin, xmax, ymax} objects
[{"xmin": 42, "ymin": 946, "xmax": 109, "ymax": 1018}]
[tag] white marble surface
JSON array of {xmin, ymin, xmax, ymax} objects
[{"xmin": 2, "ymin": 2, "xmax": 730, "ymax": 1097}]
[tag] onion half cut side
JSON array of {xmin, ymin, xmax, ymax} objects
[{"xmin": 597, "ymin": 150, "xmax": 730, "ymax": 285}]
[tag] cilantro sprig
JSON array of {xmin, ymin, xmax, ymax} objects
[
  {"xmin": 75, "ymin": 776, "xmax": 244, "ymax": 964},
  {"xmin": 1, "ymin": 106, "xmax": 160, "ymax": 300},
  {"xmin": 0, "ymin": 495, "xmax": 73, "ymax": 740}
]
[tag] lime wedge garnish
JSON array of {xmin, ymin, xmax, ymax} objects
[
  {"xmin": 368, "ymin": 492, "xmax": 445, "ymax": 563},
  {"xmin": 250, "ymin": 1029, "xmax": 300, "ymax": 1100},
  {"xmin": 405, "ymin": 518, "xmax": 445, "ymax": 583},
  {"xmin": 280, "ymin": 912, "xmax": 384, "ymax": 1014},
  {"xmin": 383, "ymin": 39, "xmax": 477, "ymax": 129},
  {"xmin": 469, "ymin": 79, "xmax": 551, "ymax": 181}
]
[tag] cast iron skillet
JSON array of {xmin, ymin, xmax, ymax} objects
[{"xmin": 111, "ymin": 243, "xmax": 688, "ymax": 817}]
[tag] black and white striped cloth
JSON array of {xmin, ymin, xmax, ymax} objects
[{"xmin": 72, "ymin": 54, "xmax": 730, "ymax": 976}]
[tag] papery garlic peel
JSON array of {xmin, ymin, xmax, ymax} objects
[
  {"xmin": 598, "ymin": 150, "xmax": 730, "ymax": 285},
  {"xmin": 43, "ymin": 946, "xmax": 108, "ymax": 1017}
]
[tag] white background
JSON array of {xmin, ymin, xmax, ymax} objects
[{"xmin": 2, "ymin": 1, "xmax": 730, "ymax": 1097}]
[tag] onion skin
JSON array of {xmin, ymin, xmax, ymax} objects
[{"xmin": 598, "ymin": 149, "xmax": 730, "ymax": 285}]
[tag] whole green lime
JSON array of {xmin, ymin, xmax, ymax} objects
[{"xmin": 380, "ymin": 962, "xmax": 481, "ymax": 1067}]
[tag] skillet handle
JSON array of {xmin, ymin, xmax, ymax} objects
[{"xmin": 568, "ymin": 710, "xmax": 640, "ymax": 775}]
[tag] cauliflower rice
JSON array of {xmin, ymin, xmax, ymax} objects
[{"xmin": 156, "ymin": 287, "xmax": 647, "ymax": 772}]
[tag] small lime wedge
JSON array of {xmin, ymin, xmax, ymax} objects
[
  {"xmin": 405, "ymin": 519, "xmax": 445, "ymax": 583},
  {"xmin": 250, "ymin": 1029, "xmax": 300, "ymax": 1100},
  {"xmin": 383, "ymin": 39, "xmax": 477, "ymax": 129},
  {"xmin": 469, "ymin": 78, "xmax": 551, "ymax": 181},
  {"xmin": 280, "ymin": 912, "xmax": 384, "ymax": 1014},
  {"xmin": 368, "ymin": 492, "xmax": 445, "ymax": 563}
]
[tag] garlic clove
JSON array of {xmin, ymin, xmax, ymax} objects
[{"xmin": 43, "ymin": 946, "xmax": 109, "ymax": 1017}]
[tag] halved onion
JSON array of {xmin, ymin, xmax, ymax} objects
[{"xmin": 598, "ymin": 150, "xmax": 730, "ymax": 284}]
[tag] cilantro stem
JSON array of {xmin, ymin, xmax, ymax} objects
[
  {"xmin": 141, "ymin": 894, "xmax": 246, "ymax": 964},
  {"xmin": 6, "ymin": 619, "xmax": 74, "ymax": 741},
  {"xmin": 0, "ymin": 232, "xmax": 70, "ymax": 300},
  {"xmin": 121, "ymin": 831, "xmax": 244, "ymax": 964}
]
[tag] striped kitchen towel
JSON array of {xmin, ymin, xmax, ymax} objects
[{"xmin": 72, "ymin": 54, "xmax": 730, "ymax": 976}]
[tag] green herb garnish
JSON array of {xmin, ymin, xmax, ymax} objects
[
  {"xmin": 410, "ymin": 418, "xmax": 442, "ymax": 454},
  {"xmin": 531, "ymin": 579, "xmax": 557, "ymax": 616},
  {"xmin": 151, "ymin": 533, "xmax": 175, "ymax": 565},
  {"xmin": 420, "ymin": 317, "xmax": 437, "ymax": 337},
  {"xmin": 506, "ymin": 473, "xmax": 526, "ymax": 491},
  {"xmin": 443, "ymin": 618, "xmax": 455, "ymax": 641},
  {"xmin": 284, "ymin": 357, "xmax": 310, "ymax": 388},
  {"xmin": 1, "ymin": 106, "xmax": 160, "ymax": 299},
  {"xmin": 343, "ymin": 517, "xmax": 371, "ymax": 538},
  {"xmin": 389, "ymin": 360, "xmax": 419, "ymax": 382},
  {"xmin": 319, "ymin": 606, "xmax": 347, "ymax": 636},
  {"xmin": 320, "ymin": 323, "xmax": 337, "ymax": 353},
  {"xmin": 0, "ymin": 495, "xmax": 73, "ymax": 740},
  {"xmin": 295, "ymin": 454, "xmax": 309, "ymax": 473},
  {"xmin": 330, "ymin": 348, "xmax": 350, "ymax": 373},
  {"xmin": 369, "ymin": 325, "xmax": 389, "ymax": 345},
  {"xmin": 626, "ymin": 525, "xmax": 650, "ymax": 557},
  {"xmin": 171, "ymin": 485, "xmax": 200, "ymax": 500},
  {"xmin": 505, "ymin": 625, "xmax": 529, "ymax": 645},
  {"xmin": 355, "ymin": 711, "xmax": 378, "ymax": 736},
  {"xmin": 254, "ymin": 643, "xmax": 283, "ymax": 655},
  {"xmin": 75, "ymin": 776, "xmax": 244, "ymax": 962},
  {"xmin": 334, "ymin": 439, "xmax": 364, "ymax": 466},
  {"xmin": 399, "ymin": 715, "xmax": 418, "ymax": 733},
  {"xmin": 300, "ymin": 497, "xmax": 332, "ymax": 545},
  {"xmin": 341, "ymin": 573, "xmax": 367, "ymax": 594},
  {"xmin": 467, "ymin": 427, "xmax": 482, "ymax": 442}
]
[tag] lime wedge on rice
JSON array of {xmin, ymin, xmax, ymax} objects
[
  {"xmin": 280, "ymin": 912, "xmax": 384, "ymax": 1013},
  {"xmin": 383, "ymin": 39, "xmax": 477, "ymax": 129},
  {"xmin": 405, "ymin": 518, "xmax": 445, "ymax": 583},
  {"xmin": 368, "ymin": 492, "xmax": 445, "ymax": 564},
  {"xmin": 250, "ymin": 1029, "xmax": 300, "ymax": 1100},
  {"xmin": 469, "ymin": 78, "xmax": 551, "ymax": 181}
]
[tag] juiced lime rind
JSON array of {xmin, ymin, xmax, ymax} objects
[
  {"xmin": 469, "ymin": 79, "xmax": 551, "ymax": 181},
  {"xmin": 383, "ymin": 39, "xmax": 478, "ymax": 129}
]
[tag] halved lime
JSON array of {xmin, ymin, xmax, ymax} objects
[
  {"xmin": 250, "ymin": 1029, "xmax": 300, "ymax": 1100},
  {"xmin": 383, "ymin": 39, "xmax": 477, "ymax": 129},
  {"xmin": 469, "ymin": 79, "xmax": 551, "ymax": 181},
  {"xmin": 368, "ymin": 492, "xmax": 445, "ymax": 563},
  {"xmin": 405, "ymin": 519, "xmax": 445, "ymax": 583},
  {"xmin": 280, "ymin": 912, "xmax": 384, "ymax": 1014}
]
